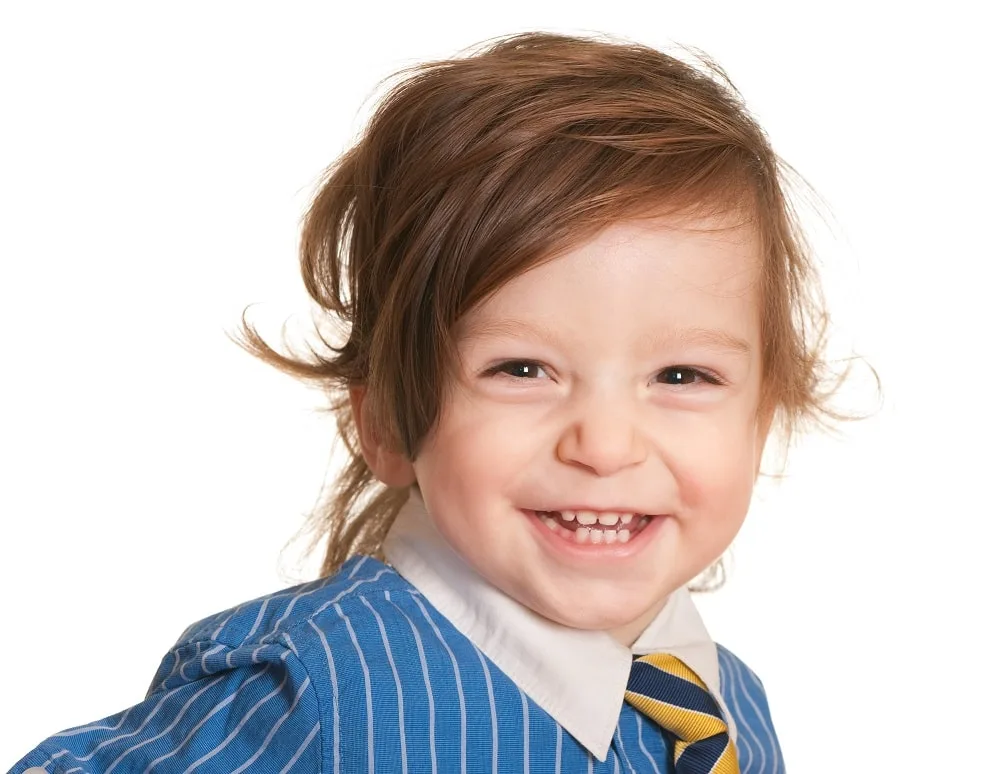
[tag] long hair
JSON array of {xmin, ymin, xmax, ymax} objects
[{"xmin": 231, "ymin": 31, "xmax": 845, "ymax": 583}]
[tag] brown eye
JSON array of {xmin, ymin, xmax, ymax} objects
[
  {"xmin": 491, "ymin": 361, "xmax": 546, "ymax": 379},
  {"xmin": 657, "ymin": 367, "xmax": 719, "ymax": 386}
]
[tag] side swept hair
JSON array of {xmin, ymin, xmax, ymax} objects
[{"xmin": 232, "ymin": 31, "xmax": 845, "ymax": 585}]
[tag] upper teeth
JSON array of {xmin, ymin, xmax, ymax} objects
[{"xmin": 553, "ymin": 510, "xmax": 635, "ymax": 526}]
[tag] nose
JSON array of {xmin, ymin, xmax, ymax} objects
[{"xmin": 555, "ymin": 392, "xmax": 648, "ymax": 476}]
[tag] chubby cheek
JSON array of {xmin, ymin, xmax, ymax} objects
[
  {"xmin": 423, "ymin": 390, "xmax": 535, "ymax": 474},
  {"xmin": 412, "ymin": 402, "xmax": 530, "ymax": 537},
  {"xmin": 671, "ymin": 422, "xmax": 758, "ymax": 551}
]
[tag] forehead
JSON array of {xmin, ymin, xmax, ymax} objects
[{"xmin": 460, "ymin": 212, "xmax": 762, "ymax": 346}]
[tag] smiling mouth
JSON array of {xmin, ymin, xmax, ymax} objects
[{"xmin": 531, "ymin": 509, "xmax": 653, "ymax": 544}]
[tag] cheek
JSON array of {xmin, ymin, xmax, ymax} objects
[
  {"xmin": 427, "ymin": 390, "xmax": 540, "ymax": 466},
  {"xmin": 412, "ymin": 402, "xmax": 530, "ymax": 511},
  {"xmin": 670, "ymin": 414, "xmax": 758, "ymax": 516}
]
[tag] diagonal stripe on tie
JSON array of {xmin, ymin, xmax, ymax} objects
[
  {"xmin": 676, "ymin": 732, "xmax": 730, "ymax": 771},
  {"xmin": 628, "ymin": 660, "xmax": 723, "ymax": 718},
  {"xmin": 624, "ymin": 653, "xmax": 739, "ymax": 774}
]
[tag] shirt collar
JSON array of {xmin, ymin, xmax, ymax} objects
[{"xmin": 382, "ymin": 490, "xmax": 735, "ymax": 761}]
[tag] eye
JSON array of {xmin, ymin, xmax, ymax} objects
[
  {"xmin": 485, "ymin": 360, "xmax": 549, "ymax": 380},
  {"xmin": 656, "ymin": 366, "xmax": 723, "ymax": 386}
]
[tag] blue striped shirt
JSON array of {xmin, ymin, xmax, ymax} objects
[{"xmin": 11, "ymin": 556, "xmax": 784, "ymax": 773}]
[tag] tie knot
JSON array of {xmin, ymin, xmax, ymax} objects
[{"xmin": 630, "ymin": 653, "xmax": 702, "ymax": 684}]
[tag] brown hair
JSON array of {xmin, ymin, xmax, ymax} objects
[{"xmin": 232, "ymin": 31, "xmax": 845, "ymax": 582}]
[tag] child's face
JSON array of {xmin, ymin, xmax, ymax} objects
[{"xmin": 411, "ymin": 212, "xmax": 767, "ymax": 644}]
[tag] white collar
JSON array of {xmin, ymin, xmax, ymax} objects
[{"xmin": 382, "ymin": 490, "xmax": 735, "ymax": 761}]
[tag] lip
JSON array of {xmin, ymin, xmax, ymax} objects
[{"xmin": 522, "ymin": 508, "xmax": 667, "ymax": 559}]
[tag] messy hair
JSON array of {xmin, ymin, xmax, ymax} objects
[{"xmin": 232, "ymin": 31, "xmax": 844, "ymax": 583}]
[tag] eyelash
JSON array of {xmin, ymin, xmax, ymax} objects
[
  {"xmin": 483, "ymin": 360, "xmax": 726, "ymax": 387},
  {"xmin": 484, "ymin": 361, "xmax": 549, "ymax": 380}
]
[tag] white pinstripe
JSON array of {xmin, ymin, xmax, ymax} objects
[
  {"xmin": 189, "ymin": 607, "xmax": 231, "ymax": 641},
  {"xmin": 308, "ymin": 619, "xmax": 341, "ymax": 774},
  {"xmin": 139, "ymin": 662, "xmax": 277, "ymax": 774},
  {"xmin": 51, "ymin": 707, "xmax": 134, "ymax": 738},
  {"xmin": 336, "ymin": 601, "xmax": 375, "ymax": 774},
  {"xmin": 412, "ymin": 594, "xmax": 468, "ymax": 774},
  {"xmin": 154, "ymin": 650, "xmax": 182, "ymax": 692},
  {"xmin": 277, "ymin": 721, "xmax": 321, "ymax": 774},
  {"xmin": 179, "ymin": 643, "xmax": 206, "ymax": 682},
  {"xmin": 244, "ymin": 598, "xmax": 270, "ymax": 640},
  {"xmin": 104, "ymin": 676, "xmax": 226, "ymax": 773},
  {"xmin": 360, "ymin": 596, "xmax": 409, "ymax": 774},
  {"xmin": 615, "ymin": 725, "xmax": 638, "ymax": 774},
  {"xmin": 731, "ymin": 655, "xmax": 778, "ymax": 773},
  {"xmin": 387, "ymin": 594, "xmax": 438, "ymax": 774},
  {"xmin": 177, "ymin": 658, "xmax": 292, "ymax": 774},
  {"xmin": 518, "ymin": 687, "xmax": 530, "ymax": 773},
  {"xmin": 348, "ymin": 556, "xmax": 370, "ymax": 579},
  {"xmin": 474, "ymin": 647, "xmax": 499, "ymax": 774},
  {"xmin": 209, "ymin": 602, "xmax": 246, "ymax": 640},
  {"xmin": 230, "ymin": 677, "xmax": 312, "ymax": 774},
  {"xmin": 250, "ymin": 644, "xmax": 269, "ymax": 663},
  {"xmin": 634, "ymin": 713, "xmax": 660, "ymax": 774},
  {"xmin": 198, "ymin": 643, "xmax": 225, "ymax": 674},
  {"xmin": 60, "ymin": 686, "xmax": 183, "ymax": 762},
  {"xmin": 311, "ymin": 568, "xmax": 394, "ymax": 620},
  {"xmin": 35, "ymin": 749, "xmax": 70, "ymax": 772},
  {"xmin": 261, "ymin": 578, "xmax": 329, "ymax": 641},
  {"xmin": 721, "ymin": 653, "xmax": 761, "ymax": 772}
]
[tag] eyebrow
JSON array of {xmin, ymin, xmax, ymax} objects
[
  {"xmin": 459, "ymin": 318, "xmax": 562, "ymax": 344},
  {"xmin": 638, "ymin": 326, "xmax": 753, "ymax": 357},
  {"xmin": 460, "ymin": 319, "xmax": 752, "ymax": 356}
]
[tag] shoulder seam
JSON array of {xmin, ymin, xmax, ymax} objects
[
  {"xmin": 256, "ymin": 564, "xmax": 412, "ymax": 647},
  {"xmin": 177, "ymin": 561, "xmax": 409, "ymax": 652}
]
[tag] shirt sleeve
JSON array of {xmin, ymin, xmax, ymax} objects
[{"xmin": 9, "ymin": 641, "xmax": 322, "ymax": 774}]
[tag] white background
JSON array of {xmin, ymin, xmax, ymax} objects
[{"xmin": 1, "ymin": 1, "xmax": 997, "ymax": 770}]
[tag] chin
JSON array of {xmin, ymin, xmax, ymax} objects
[{"xmin": 535, "ymin": 594, "xmax": 659, "ymax": 635}]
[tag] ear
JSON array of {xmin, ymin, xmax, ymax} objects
[{"xmin": 348, "ymin": 386, "xmax": 417, "ymax": 488}]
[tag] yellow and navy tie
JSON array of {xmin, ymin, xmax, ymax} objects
[{"xmin": 624, "ymin": 653, "xmax": 739, "ymax": 774}]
